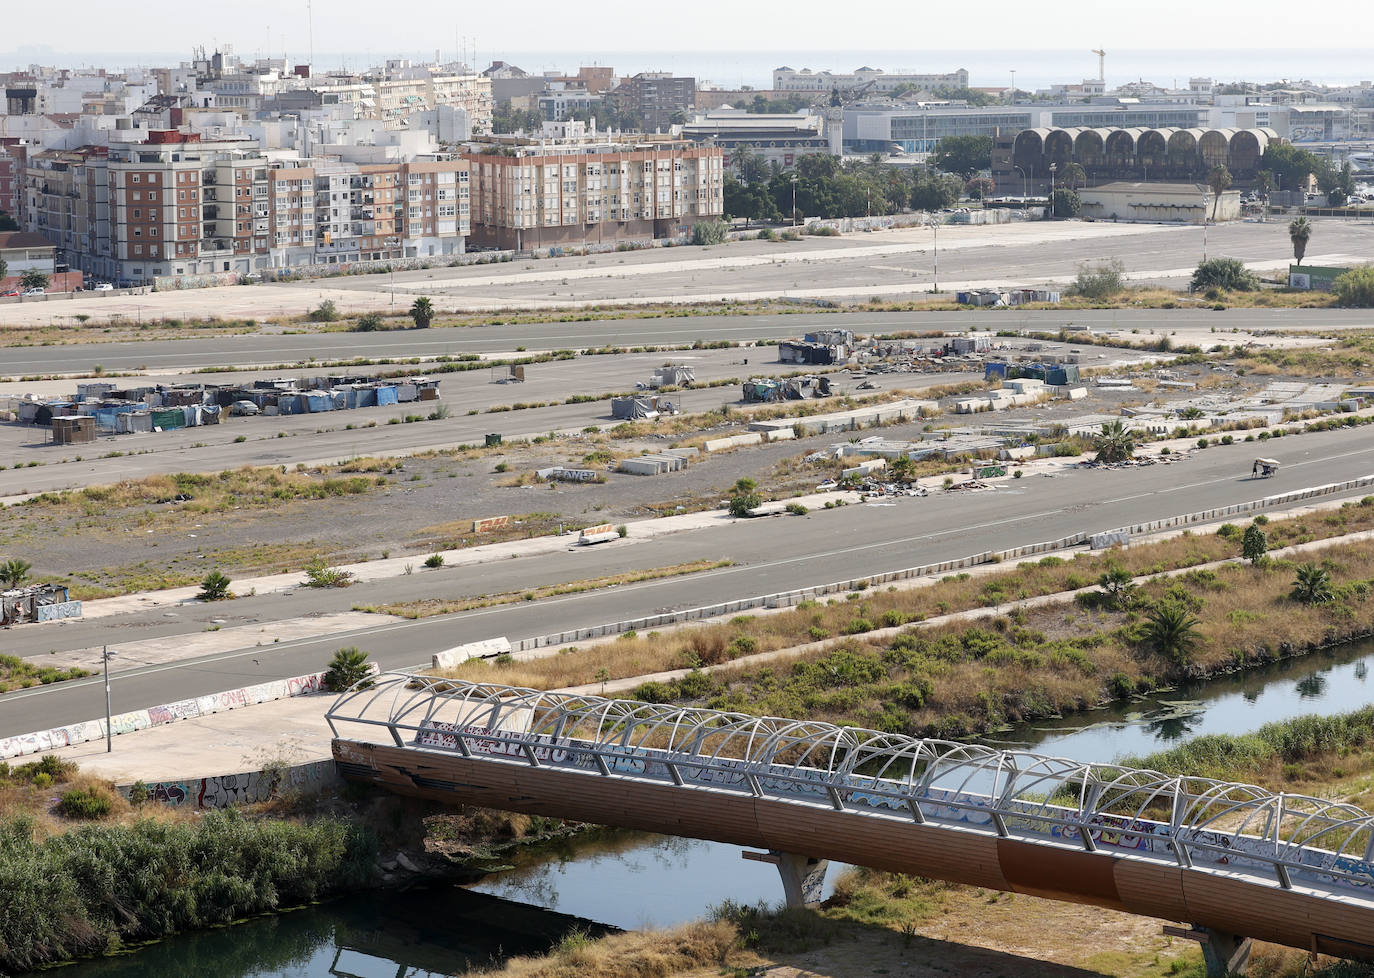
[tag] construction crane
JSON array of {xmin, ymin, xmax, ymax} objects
[{"xmin": 1091, "ymin": 48, "xmax": 1106, "ymax": 83}]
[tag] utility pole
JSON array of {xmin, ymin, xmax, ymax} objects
[{"xmin": 102, "ymin": 646, "xmax": 118, "ymax": 752}]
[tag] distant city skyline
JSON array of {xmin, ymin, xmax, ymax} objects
[{"xmin": 4, "ymin": 44, "xmax": 1374, "ymax": 95}]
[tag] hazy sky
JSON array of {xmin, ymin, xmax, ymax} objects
[
  {"xmin": 6, "ymin": 0, "xmax": 1373, "ymax": 88},
  {"xmin": 9, "ymin": 0, "xmax": 1372, "ymax": 60}
]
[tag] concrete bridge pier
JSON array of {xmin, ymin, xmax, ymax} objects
[
  {"xmin": 743, "ymin": 850, "xmax": 830, "ymax": 908},
  {"xmin": 1164, "ymin": 925, "xmax": 1253, "ymax": 976}
]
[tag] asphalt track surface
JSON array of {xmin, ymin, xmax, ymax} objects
[
  {"xmin": 4, "ymin": 425, "xmax": 1373, "ymax": 738},
  {"xmin": 5, "ymin": 308, "xmax": 1374, "ymax": 377}
]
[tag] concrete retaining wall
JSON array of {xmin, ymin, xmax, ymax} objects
[
  {"xmin": 433, "ymin": 637, "xmax": 512, "ymax": 669},
  {"xmin": 122, "ymin": 758, "xmax": 340, "ymax": 809}
]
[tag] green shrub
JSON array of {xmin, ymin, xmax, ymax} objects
[
  {"xmin": 423, "ymin": 553, "xmax": 445, "ymax": 568},
  {"xmin": 323, "ymin": 646, "xmax": 373, "ymax": 691},
  {"xmin": 56, "ymin": 786, "xmax": 113, "ymax": 820}
]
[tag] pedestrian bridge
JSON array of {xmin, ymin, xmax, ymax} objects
[{"xmin": 327, "ymin": 675, "xmax": 1374, "ymax": 972}]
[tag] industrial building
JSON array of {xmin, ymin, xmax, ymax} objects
[{"xmin": 1077, "ymin": 182, "xmax": 1242, "ymax": 224}]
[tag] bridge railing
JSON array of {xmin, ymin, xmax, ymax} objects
[{"xmin": 327, "ymin": 674, "xmax": 1374, "ymax": 894}]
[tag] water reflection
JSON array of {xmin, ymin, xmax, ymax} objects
[
  {"xmin": 1000, "ymin": 637, "xmax": 1374, "ymax": 764},
  {"xmin": 27, "ymin": 886, "xmax": 608, "ymax": 978}
]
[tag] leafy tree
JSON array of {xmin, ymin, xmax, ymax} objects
[
  {"xmin": 1097, "ymin": 564, "xmax": 1138, "ymax": 610},
  {"xmin": 1260, "ymin": 143, "xmax": 1323, "ymax": 192},
  {"xmin": 889, "ymin": 455, "xmax": 915, "ymax": 484},
  {"xmin": 723, "ymin": 175, "xmax": 781, "ymax": 224},
  {"xmin": 0, "ymin": 557, "xmax": 32, "ymax": 588},
  {"xmin": 1070, "ymin": 259, "xmax": 1126, "ymax": 299},
  {"xmin": 1291, "ymin": 563, "xmax": 1334, "ymax": 605},
  {"xmin": 1241, "ymin": 524, "xmax": 1268, "ymax": 565},
  {"xmin": 1093, "ymin": 419, "xmax": 1136, "ymax": 464},
  {"xmin": 354, "ymin": 313, "xmax": 383, "ymax": 332},
  {"xmin": 0, "ymin": 256, "xmax": 7, "ymax": 282},
  {"xmin": 0, "ymin": 210, "xmax": 18, "ymax": 232},
  {"xmin": 964, "ymin": 176, "xmax": 995, "ymax": 201},
  {"xmin": 931, "ymin": 135, "xmax": 992, "ymax": 177},
  {"xmin": 1288, "ymin": 217, "xmax": 1312, "ymax": 266},
  {"xmin": 908, "ymin": 171, "xmax": 962, "ymax": 211},
  {"xmin": 1315, "ymin": 159, "xmax": 1354, "ymax": 206},
  {"xmin": 930, "ymin": 85, "xmax": 999, "ymax": 107},
  {"xmin": 1333, "ymin": 265, "xmax": 1374, "ymax": 307},
  {"xmin": 1207, "ymin": 165, "xmax": 1232, "ymax": 221},
  {"xmin": 1254, "ymin": 169, "xmax": 1274, "ymax": 221},
  {"xmin": 1057, "ymin": 162, "xmax": 1086, "ymax": 191},
  {"xmin": 1141, "ymin": 602, "xmax": 1202, "ymax": 665},
  {"xmin": 197, "ymin": 570, "xmax": 232, "ymax": 601},
  {"xmin": 323, "ymin": 646, "xmax": 374, "ymax": 691},
  {"xmin": 728, "ymin": 477, "xmax": 762, "ymax": 518},
  {"xmin": 408, "ymin": 296, "xmax": 434, "ymax": 329},
  {"xmin": 19, "ymin": 270, "xmax": 49, "ymax": 291},
  {"xmin": 1190, "ymin": 257, "xmax": 1258, "ymax": 292},
  {"xmin": 729, "ymin": 143, "xmax": 772, "ymax": 186},
  {"xmin": 1050, "ymin": 188, "xmax": 1080, "ymax": 218}
]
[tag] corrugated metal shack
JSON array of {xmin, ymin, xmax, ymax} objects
[{"xmin": 4, "ymin": 374, "xmax": 440, "ymax": 438}]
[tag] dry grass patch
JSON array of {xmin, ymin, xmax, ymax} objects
[{"xmin": 473, "ymin": 920, "xmax": 738, "ymax": 978}]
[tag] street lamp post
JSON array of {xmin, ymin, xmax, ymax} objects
[
  {"xmin": 927, "ymin": 218, "xmax": 940, "ymax": 293},
  {"xmin": 102, "ymin": 645, "xmax": 118, "ymax": 752},
  {"xmin": 1049, "ymin": 163, "xmax": 1058, "ymax": 218},
  {"xmin": 1013, "ymin": 165, "xmax": 1028, "ymax": 199},
  {"xmin": 1202, "ymin": 193, "xmax": 1209, "ymax": 262},
  {"xmin": 791, "ymin": 175, "xmax": 798, "ymax": 227}
]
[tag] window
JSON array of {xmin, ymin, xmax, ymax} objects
[
  {"xmin": 131, "ymin": 174, "xmax": 141, "ymax": 183},
  {"xmin": 132, "ymin": 209, "xmax": 141, "ymax": 218},
  {"xmin": 148, "ymin": 173, "xmax": 158, "ymax": 184}
]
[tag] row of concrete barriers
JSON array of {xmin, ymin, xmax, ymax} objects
[
  {"xmin": 511, "ymin": 474, "xmax": 1374, "ymax": 652},
  {"xmin": 0, "ymin": 666, "xmax": 375, "ymax": 760}
]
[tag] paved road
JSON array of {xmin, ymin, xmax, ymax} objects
[
  {"xmin": 4, "ymin": 307, "xmax": 1371, "ymax": 376},
  {"xmin": 5, "ymin": 425, "xmax": 1373, "ymax": 737}
]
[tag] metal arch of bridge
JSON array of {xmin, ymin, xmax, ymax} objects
[{"xmin": 327, "ymin": 674, "xmax": 1374, "ymax": 964}]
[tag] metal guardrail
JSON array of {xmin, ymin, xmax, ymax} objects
[
  {"xmin": 329, "ymin": 675, "xmax": 1374, "ymax": 896},
  {"xmin": 507, "ymin": 475, "xmax": 1374, "ymax": 652}
]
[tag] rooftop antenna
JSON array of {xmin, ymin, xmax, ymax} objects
[
  {"xmin": 307, "ymin": 0, "xmax": 314, "ymax": 71},
  {"xmin": 1091, "ymin": 48, "xmax": 1105, "ymax": 83}
]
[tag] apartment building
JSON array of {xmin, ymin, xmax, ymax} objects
[
  {"xmin": 265, "ymin": 156, "xmax": 470, "ymax": 269},
  {"xmin": 23, "ymin": 146, "xmax": 112, "ymax": 279},
  {"xmin": 609, "ymin": 74, "xmax": 696, "ymax": 131},
  {"xmin": 465, "ymin": 137, "xmax": 722, "ymax": 250},
  {"xmin": 0, "ymin": 147, "xmax": 19, "ymax": 219}
]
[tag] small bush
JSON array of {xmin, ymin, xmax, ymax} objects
[
  {"xmin": 615, "ymin": 524, "xmax": 628, "ymax": 538},
  {"xmin": 57, "ymin": 786, "xmax": 114, "ymax": 819},
  {"xmin": 785, "ymin": 502, "xmax": 809, "ymax": 516},
  {"xmin": 308, "ymin": 299, "xmax": 338, "ymax": 322},
  {"xmin": 197, "ymin": 570, "xmax": 232, "ymax": 601},
  {"xmin": 423, "ymin": 553, "xmax": 445, "ymax": 568},
  {"xmin": 303, "ymin": 556, "xmax": 354, "ymax": 588}
]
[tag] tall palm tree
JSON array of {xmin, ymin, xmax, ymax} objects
[
  {"xmin": 1142, "ymin": 602, "xmax": 1202, "ymax": 665},
  {"xmin": 1207, "ymin": 165, "xmax": 1232, "ymax": 222},
  {"xmin": 1289, "ymin": 216, "xmax": 1312, "ymax": 266},
  {"xmin": 1058, "ymin": 162, "xmax": 1086, "ymax": 190},
  {"xmin": 1093, "ymin": 419, "xmax": 1136, "ymax": 464}
]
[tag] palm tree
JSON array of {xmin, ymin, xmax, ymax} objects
[
  {"xmin": 1093, "ymin": 419, "xmax": 1136, "ymax": 464},
  {"xmin": 323, "ymin": 646, "xmax": 375, "ymax": 691},
  {"xmin": 1141, "ymin": 602, "xmax": 1202, "ymax": 665},
  {"xmin": 1291, "ymin": 563, "xmax": 1334, "ymax": 605},
  {"xmin": 1207, "ymin": 165, "xmax": 1232, "ymax": 222},
  {"xmin": 408, "ymin": 296, "xmax": 434, "ymax": 329},
  {"xmin": 0, "ymin": 558, "xmax": 31, "ymax": 589},
  {"xmin": 1289, "ymin": 217, "xmax": 1312, "ymax": 266}
]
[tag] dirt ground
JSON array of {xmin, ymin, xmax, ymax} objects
[{"xmin": 0, "ymin": 358, "xmax": 1246, "ymax": 595}]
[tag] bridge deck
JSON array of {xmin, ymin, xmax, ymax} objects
[{"xmin": 327, "ymin": 675, "xmax": 1374, "ymax": 960}]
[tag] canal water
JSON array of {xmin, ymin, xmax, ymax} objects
[{"xmin": 32, "ymin": 637, "xmax": 1374, "ymax": 978}]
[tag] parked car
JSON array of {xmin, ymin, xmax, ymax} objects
[
  {"xmin": 21, "ymin": 288, "xmax": 45, "ymax": 296},
  {"xmin": 93, "ymin": 282, "xmax": 114, "ymax": 291},
  {"xmin": 230, "ymin": 400, "xmax": 260, "ymax": 416},
  {"xmin": 0, "ymin": 289, "xmax": 19, "ymax": 297}
]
